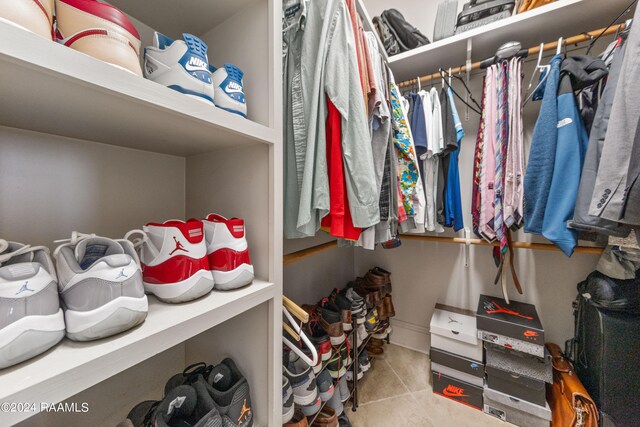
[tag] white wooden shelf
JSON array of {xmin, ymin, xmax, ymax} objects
[
  {"xmin": 0, "ymin": 280, "xmax": 279, "ymax": 426},
  {"xmin": 387, "ymin": 0, "xmax": 633, "ymax": 82},
  {"xmin": 0, "ymin": 22, "xmax": 278, "ymax": 157}
]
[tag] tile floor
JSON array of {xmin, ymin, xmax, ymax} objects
[{"xmin": 346, "ymin": 344, "xmax": 515, "ymax": 427}]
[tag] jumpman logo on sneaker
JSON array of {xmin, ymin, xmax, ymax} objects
[
  {"xmin": 116, "ymin": 268, "xmax": 128, "ymax": 279},
  {"xmin": 237, "ymin": 399, "xmax": 252, "ymax": 424},
  {"xmin": 169, "ymin": 236, "xmax": 189, "ymax": 255},
  {"xmin": 15, "ymin": 281, "xmax": 35, "ymax": 295}
]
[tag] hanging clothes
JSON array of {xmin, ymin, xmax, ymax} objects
[
  {"xmin": 569, "ymin": 38, "xmax": 631, "ymax": 238},
  {"xmin": 346, "ymin": 0, "xmax": 377, "ymax": 115},
  {"xmin": 445, "ymin": 87, "xmax": 465, "ymax": 231},
  {"xmin": 493, "ymin": 61, "xmax": 509, "ymax": 253},
  {"xmin": 523, "ymin": 54, "xmax": 563, "ymax": 235},
  {"xmin": 422, "ymin": 87, "xmax": 445, "ymax": 233},
  {"xmin": 589, "ymin": 9, "xmax": 640, "ymax": 228},
  {"xmin": 438, "ymin": 88, "xmax": 457, "ymax": 227},
  {"xmin": 321, "ymin": 98, "xmax": 363, "ymax": 240},
  {"xmin": 479, "ymin": 65, "xmax": 497, "ymax": 241},
  {"xmin": 504, "ymin": 57, "xmax": 524, "ymax": 229},
  {"xmin": 283, "ymin": 0, "xmax": 379, "ymax": 238},
  {"xmin": 541, "ymin": 56, "xmax": 607, "ymax": 256},
  {"xmin": 472, "ymin": 76, "xmax": 488, "ymax": 236}
]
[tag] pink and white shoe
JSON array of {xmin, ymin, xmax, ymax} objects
[
  {"xmin": 126, "ymin": 220, "xmax": 214, "ymax": 303},
  {"xmin": 55, "ymin": 0, "xmax": 142, "ymax": 76},
  {"xmin": 202, "ymin": 214, "xmax": 254, "ymax": 290},
  {"xmin": 0, "ymin": 0, "xmax": 55, "ymax": 40}
]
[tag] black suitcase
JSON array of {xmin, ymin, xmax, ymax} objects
[{"xmin": 569, "ymin": 270, "xmax": 640, "ymax": 427}]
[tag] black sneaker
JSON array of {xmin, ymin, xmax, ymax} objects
[
  {"xmin": 331, "ymin": 289, "xmax": 354, "ymax": 332},
  {"xmin": 319, "ymin": 297, "xmax": 346, "ymax": 345},
  {"xmin": 338, "ymin": 412, "xmax": 353, "ymax": 427},
  {"xmin": 124, "ymin": 383, "xmax": 223, "ymax": 427},
  {"xmin": 204, "ymin": 358, "xmax": 254, "ymax": 427}
]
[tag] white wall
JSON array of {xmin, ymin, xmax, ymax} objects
[{"xmin": 0, "ymin": 126, "xmax": 185, "ymax": 246}]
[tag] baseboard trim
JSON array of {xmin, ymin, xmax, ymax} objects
[{"xmin": 389, "ymin": 319, "xmax": 431, "ymax": 354}]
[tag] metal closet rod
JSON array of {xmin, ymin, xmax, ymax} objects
[
  {"xmin": 282, "ymin": 235, "xmax": 603, "ymax": 264},
  {"xmin": 397, "ymin": 23, "xmax": 625, "ymax": 89}
]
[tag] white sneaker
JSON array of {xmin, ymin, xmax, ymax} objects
[
  {"xmin": 127, "ymin": 220, "xmax": 214, "ymax": 303},
  {"xmin": 210, "ymin": 64, "xmax": 247, "ymax": 117},
  {"xmin": 144, "ymin": 32, "xmax": 215, "ymax": 105},
  {"xmin": 0, "ymin": 240, "xmax": 65, "ymax": 368},
  {"xmin": 201, "ymin": 214, "xmax": 254, "ymax": 290},
  {"xmin": 54, "ymin": 232, "xmax": 148, "ymax": 341},
  {"xmin": 0, "ymin": 0, "xmax": 54, "ymax": 39}
]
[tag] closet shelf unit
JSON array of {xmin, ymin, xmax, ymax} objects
[
  {"xmin": 0, "ymin": 0, "xmax": 283, "ymax": 426},
  {"xmin": 385, "ymin": 0, "xmax": 634, "ymax": 82},
  {"xmin": 0, "ymin": 281, "xmax": 278, "ymax": 426}
]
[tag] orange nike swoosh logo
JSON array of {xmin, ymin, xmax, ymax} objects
[{"xmin": 442, "ymin": 389, "xmax": 469, "ymax": 398}]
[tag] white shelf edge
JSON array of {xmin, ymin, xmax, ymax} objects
[
  {"xmin": 0, "ymin": 280, "xmax": 279, "ymax": 426},
  {"xmin": 0, "ymin": 21, "xmax": 278, "ymax": 156},
  {"xmin": 388, "ymin": 0, "xmax": 582, "ymax": 65}
]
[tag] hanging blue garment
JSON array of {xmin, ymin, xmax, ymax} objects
[
  {"xmin": 445, "ymin": 87, "xmax": 464, "ymax": 231},
  {"xmin": 523, "ymin": 54, "xmax": 563, "ymax": 234}
]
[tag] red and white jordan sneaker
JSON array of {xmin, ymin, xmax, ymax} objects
[
  {"xmin": 126, "ymin": 220, "xmax": 214, "ymax": 303},
  {"xmin": 202, "ymin": 214, "xmax": 254, "ymax": 290},
  {"xmin": 0, "ymin": 0, "xmax": 54, "ymax": 39},
  {"xmin": 55, "ymin": 0, "xmax": 143, "ymax": 76}
]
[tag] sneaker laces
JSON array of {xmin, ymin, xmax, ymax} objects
[
  {"xmin": 182, "ymin": 362, "xmax": 213, "ymax": 384},
  {"xmin": 124, "ymin": 229, "xmax": 160, "ymax": 258},
  {"xmin": 0, "ymin": 241, "xmax": 50, "ymax": 265},
  {"xmin": 53, "ymin": 231, "xmax": 96, "ymax": 257}
]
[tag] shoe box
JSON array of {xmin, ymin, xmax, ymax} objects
[
  {"xmin": 430, "ymin": 303, "xmax": 483, "ymax": 361},
  {"xmin": 432, "ymin": 370, "xmax": 483, "ymax": 410},
  {"xmin": 476, "ymin": 294, "xmax": 545, "ymax": 357},
  {"xmin": 483, "ymin": 386, "xmax": 551, "ymax": 427},
  {"xmin": 430, "ymin": 348, "xmax": 484, "ymax": 387},
  {"xmin": 484, "ymin": 343, "xmax": 551, "ymax": 407}
]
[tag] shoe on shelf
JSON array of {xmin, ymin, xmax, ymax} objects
[
  {"xmin": 210, "ymin": 63, "xmax": 247, "ymax": 118},
  {"xmin": 359, "ymin": 350, "xmax": 371, "ymax": 372},
  {"xmin": 54, "ymin": 232, "xmax": 148, "ymax": 341},
  {"xmin": 364, "ymin": 307, "xmax": 379, "ymax": 334},
  {"xmin": 316, "ymin": 369, "xmax": 335, "ymax": 402},
  {"xmin": 356, "ymin": 324, "xmax": 368, "ymax": 344},
  {"xmin": 126, "ymin": 219, "xmax": 214, "ymax": 303},
  {"xmin": 310, "ymin": 406, "xmax": 338, "ymax": 427},
  {"xmin": 284, "ymin": 408, "xmax": 309, "ymax": 427},
  {"xmin": 366, "ymin": 342, "xmax": 384, "ymax": 358},
  {"xmin": 143, "ymin": 32, "xmax": 215, "ymax": 105},
  {"xmin": 201, "ymin": 214, "xmax": 254, "ymax": 290},
  {"xmin": 382, "ymin": 295, "xmax": 396, "ymax": 318},
  {"xmin": 372, "ymin": 320, "xmax": 391, "ymax": 340},
  {"xmin": 318, "ymin": 298, "xmax": 345, "ymax": 346},
  {"xmin": 283, "ymin": 376, "xmax": 295, "ymax": 424},
  {"xmin": 0, "ymin": 0, "xmax": 54, "ymax": 39},
  {"xmin": 325, "ymin": 383, "xmax": 344, "ymax": 417},
  {"xmin": 338, "ymin": 412, "xmax": 352, "ymax": 427},
  {"xmin": 283, "ymin": 352, "xmax": 319, "ymax": 406},
  {"xmin": 337, "ymin": 378, "xmax": 350, "ymax": 403},
  {"xmin": 345, "ymin": 366, "xmax": 363, "ymax": 382},
  {"xmin": 55, "ymin": 0, "xmax": 143, "ymax": 76},
  {"xmin": 330, "ymin": 289, "xmax": 353, "ymax": 332},
  {"xmin": 303, "ymin": 312, "xmax": 333, "ymax": 362},
  {"xmin": 302, "ymin": 346, "xmax": 322, "ymax": 375},
  {"xmin": 0, "ymin": 241, "xmax": 65, "ymax": 369},
  {"xmin": 342, "ymin": 288, "xmax": 365, "ymax": 323},
  {"xmin": 326, "ymin": 346, "xmax": 346, "ymax": 380},
  {"xmin": 124, "ymin": 384, "xmax": 223, "ymax": 427},
  {"xmin": 202, "ymin": 358, "xmax": 254, "ymax": 427},
  {"xmin": 300, "ymin": 394, "xmax": 322, "ymax": 417}
]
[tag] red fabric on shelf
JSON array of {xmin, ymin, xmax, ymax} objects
[{"xmin": 321, "ymin": 98, "xmax": 363, "ymax": 241}]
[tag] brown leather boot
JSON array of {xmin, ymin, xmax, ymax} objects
[
  {"xmin": 366, "ymin": 342, "xmax": 384, "ymax": 357},
  {"xmin": 285, "ymin": 409, "xmax": 309, "ymax": 427},
  {"xmin": 383, "ymin": 295, "xmax": 395, "ymax": 318},
  {"xmin": 311, "ymin": 406, "xmax": 338, "ymax": 427}
]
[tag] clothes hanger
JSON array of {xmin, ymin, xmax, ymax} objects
[
  {"xmin": 440, "ymin": 69, "xmax": 482, "ymax": 115},
  {"xmin": 523, "ymin": 43, "xmax": 551, "ymax": 106},
  {"xmin": 282, "ymin": 305, "xmax": 318, "ymax": 367}
]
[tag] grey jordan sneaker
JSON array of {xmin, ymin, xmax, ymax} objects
[
  {"xmin": 0, "ymin": 241, "xmax": 65, "ymax": 369},
  {"xmin": 316, "ymin": 369, "xmax": 335, "ymax": 402},
  {"xmin": 54, "ymin": 232, "xmax": 148, "ymax": 341},
  {"xmin": 283, "ymin": 351, "xmax": 319, "ymax": 406},
  {"xmin": 282, "ymin": 376, "xmax": 294, "ymax": 424}
]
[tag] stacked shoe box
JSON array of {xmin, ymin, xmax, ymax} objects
[
  {"xmin": 476, "ymin": 295, "xmax": 552, "ymax": 426},
  {"xmin": 429, "ymin": 303, "xmax": 484, "ymax": 410}
]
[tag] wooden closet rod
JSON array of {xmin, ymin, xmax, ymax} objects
[
  {"xmin": 282, "ymin": 236, "xmax": 603, "ymax": 264},
  {"xmin": 398, "ymin": 23, "xmax": 625, "ymax": 88}
]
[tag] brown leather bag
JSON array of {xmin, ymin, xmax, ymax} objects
[{"xmin": 546, "ymin": 343, "xmax": 598, "ymax": 427}]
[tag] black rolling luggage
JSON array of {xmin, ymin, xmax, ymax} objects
[{"xmin": 568, "ymin": 270, "xmax": 640, "ymax": 427}]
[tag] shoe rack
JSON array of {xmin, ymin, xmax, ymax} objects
[{"xmin": 0, "ymin": 0, "xmax": 283, "ymax": 426}]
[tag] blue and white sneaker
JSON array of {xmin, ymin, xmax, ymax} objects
[
  {"xmin": 144, "ymin": 32, "xmax": 215, "ymax": 105},
  {"xmin": 211, "ymin": 64, "xmax": 247, "ymax": 118}
]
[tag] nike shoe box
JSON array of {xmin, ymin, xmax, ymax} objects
[
  {"xmin": 430, "ymin": 303, "xmax": 483, "ymax": 361},
  {"xmin": 476, "ymin": 295, "xmax": 545, "ymax": 357},
  {"xmin": 483, "ymin": 386, "xmax": 551, "ymax": 427},
  {"xmin": 432, "ymin": 370, "xmax": 483, "ymax": 410},
  {"xmin": 484, "ymin": 343, "xmax": 551, "ymax": 407},
  {"xmin": 430, "ymin": 348, "xmax": 484, "ymax": 386}
]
